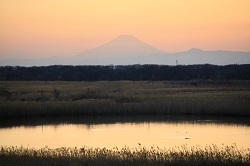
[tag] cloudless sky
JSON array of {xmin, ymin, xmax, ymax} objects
[{"xmin": 0, "ymin": 0, "xmax": 249, "ymax": 58}]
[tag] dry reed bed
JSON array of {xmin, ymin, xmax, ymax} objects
[
  {"xmin": 0, "ymin": 81, "xmax": 250, "ymax": 117},
  {"xmin": 0, "ymin": 144, "xmax": 249, "ymax": 166}
]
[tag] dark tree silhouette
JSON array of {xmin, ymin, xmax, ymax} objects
[{"xmin": 0, "ymin": 64, "xmax": 249, "ymax": 81}]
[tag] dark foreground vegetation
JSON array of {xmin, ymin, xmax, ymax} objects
[
  {"xmin": 0, "ymin": 144, "xmax": 249, "ymax": 166},
  {"xmin": 0, "ymin": 81, "xmax": 250, "ymax": 117},
  {"xmin": 1, "ymin": 64, "xmax": 250, "ymax": 81}
]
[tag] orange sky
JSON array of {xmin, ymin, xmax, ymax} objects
[{"xmin": 0, "ymin": 0, "xmax": 249, "ymax": 58}]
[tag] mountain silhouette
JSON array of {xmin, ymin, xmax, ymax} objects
[
  {"xmin": 75, "ymin": 35, "xmax": 166, "ymax": 59},
  {"xmin": 0, "ymin": 35, "xmax": 249, "ymax": 66}
]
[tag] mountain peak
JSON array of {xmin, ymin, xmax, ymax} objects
[
  {"xmin": 77, "ymin": 35, "xmax": 166, "ymax": 58},
  {"xmin": 188, "ymin": 48, "xmax": 204, "ymax": 52},
  {"xmin": 116, "ymin": 34, "xmax": 136, "ymax": 38},
  {"xmin": 113, "ymin": 34, "xmax": 142, "ymax": 41},
  {"xmin": 110, "ymin": 34, "xmax": 145, "ymax": 44}
]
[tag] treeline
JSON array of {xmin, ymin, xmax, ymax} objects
[{"xmin": 0, "ymin": 64, "xmax": 250, "ymax": 81}]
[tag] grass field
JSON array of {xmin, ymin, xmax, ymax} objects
[
  {"xmin": 0, "ymin": 144, "xmax": 249, "ymax": 166},
  {"xmin": 0, "ymin": 81, "xmax": 250, "ymax": 117}
]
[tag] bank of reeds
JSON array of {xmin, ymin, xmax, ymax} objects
[
  {"xmin": 0, "ymin": 81, "xmax": 250, "ymax": 117},
  {"xmin": 0, "ymin": 144, "xmax": 249, "ymax": 166}
]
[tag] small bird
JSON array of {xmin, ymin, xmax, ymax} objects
[{"xmin": 138, "ymin": 143, "xmax": 141, "ymax": 146}]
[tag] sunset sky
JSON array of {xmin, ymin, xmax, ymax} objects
[{"xmin": 0, "ymin": 0, "xmax": 249, "ymax": 59}]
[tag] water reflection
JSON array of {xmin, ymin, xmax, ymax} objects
[
  {"xmin": 0, "ymin": 115, "xmax": 249, "ymax": 128},
  {"xmin": 0, "ymin": 116, "xmax": 249, "ymax": 149}
]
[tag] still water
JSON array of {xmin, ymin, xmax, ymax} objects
[{"xmin": 0, "ymin": 117, "xmax": 249, "ymax": 149}]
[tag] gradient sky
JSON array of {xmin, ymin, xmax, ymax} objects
[{"xmin": 0, "ymin": 0, "xmax": 249, "ymax": 58}]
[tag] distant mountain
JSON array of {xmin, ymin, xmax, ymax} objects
[
  {"xmin": 0, "ymin": 35, "xmax": 249, "ymax": 66},
  {"xmin": 71, "ymin": 46, "xmax": 250, "ymax": 65},
  {"xmin": 75, "ymin": 35, "xmax": 166, "ymax": 59},
  {"xmin": 72, "ymin": 35, "xmax": 250, "ymax": 65}
]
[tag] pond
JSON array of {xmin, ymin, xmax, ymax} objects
[{"xmin": 0, "ymin": 116, "xmax": 249, "ymax": 149}]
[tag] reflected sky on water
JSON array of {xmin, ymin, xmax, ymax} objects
[{"xmin": 0, "ymin": 118, "xmax": 249, "ymax": 149}]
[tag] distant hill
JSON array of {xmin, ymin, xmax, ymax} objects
[
  {"xmin": 173, "ymin": 48, "xmax": 250, "ymax": 65},
  {"xmin": 0, "ymin": 35, "xmax": 249, "ymax": 66}
]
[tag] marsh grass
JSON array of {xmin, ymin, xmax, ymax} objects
[
  {"xmin": 0, "ymin": 81, "xmax": 250, "ymax": 117},
  {"xmin": 0, "ymin": 144, "xmax": 249, "ymax": 166}
]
